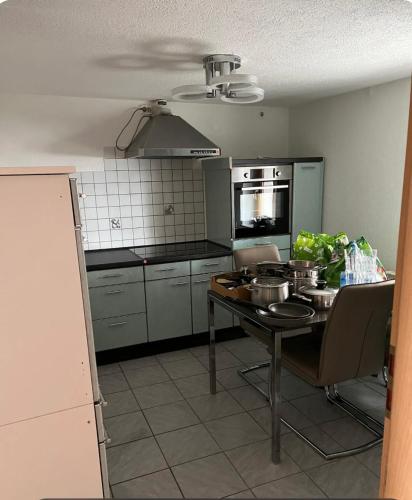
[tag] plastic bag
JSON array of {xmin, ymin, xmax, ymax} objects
[
  {"xmin": 292, "ymin": 230, "xmax": 349, "ymax": 265},
  {"xmin": 324, "ymin": 236, "xmax": 387, "ymax": 287}
]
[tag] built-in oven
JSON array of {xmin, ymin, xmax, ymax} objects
[{"xmin": 232, "ymin": 164, "xmax": 292, "ymax": 239}]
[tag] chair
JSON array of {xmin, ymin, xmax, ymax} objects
[
  {"xmin": 242, "ymin": 280, "xmax": 395, "ymax": 459},
  {"xmin": 284, "ymin": 280, "xmax": 394, "ymax": 458},
  {"xmin": 233, "ymin": 244, "xmax": 281, "ymax": 272}
]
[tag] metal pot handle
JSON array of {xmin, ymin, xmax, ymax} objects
[{"xmin": 291, "ymin": 293, "xmax": 313, "ymax": 304}]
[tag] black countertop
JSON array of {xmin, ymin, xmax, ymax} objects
[{"xmin": 85, "ymin": 240, "xmax": 232, "ymax": 271}]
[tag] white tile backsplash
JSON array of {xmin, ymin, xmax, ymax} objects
[{"xmin": 75, "ymin": 158, "xmax": 205, "ymax": 250}]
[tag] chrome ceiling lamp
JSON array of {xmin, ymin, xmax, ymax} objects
[{"xmin": 172, "ymin": 54, "xmax": 264, "ymax": 104}]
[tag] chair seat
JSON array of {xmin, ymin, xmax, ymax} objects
[{"xmin": 282, "ymin": 332, "xmax": 323, "ymax": 385}]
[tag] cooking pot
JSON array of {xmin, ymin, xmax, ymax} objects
[
  {"xmin": 250, "ymin": 277, "xmax": 289, "ymax": 306},
  {"xmin": 298, "ymin": 280, "xmax": 338, "ymax": 310},
  {"xmin": 256, "ymin": 261, "xmax": 287, "ymax": 278}
]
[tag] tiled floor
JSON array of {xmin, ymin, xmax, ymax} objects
[{"xmin": 99, "ymin": 337, "xmax": 385, "ymax": 498}]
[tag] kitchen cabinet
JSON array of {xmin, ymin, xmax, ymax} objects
[
  {"xmin": 292, "ymin": 161, "xmax": 324, "ymax": 242},
  {"xmin": 1, "ymin": 404, "xmax": 103, "ymax": 500},
  {"xmin": 146, "ymin": 276, "xmax": 192, "ymax": 341},
  {"xmin": 191, "ymin": 273, "xmax": 233, "ymax": 333},
  {"xmin": 0, "ymin": 168, "xmax": 107, "ymax": 499},
  {"xmin": 88, "ymin": 266, "xmax": 143, "ymax": 287},
  {"xmin": 93, "ymin": 313, "xmax": 148, "ymax": 351},
  {"xmin": 89, "ymin": 281, "xmax": 146, "ymax": 319},
  {"xmin": 145, "ymin": 260, "xmax": 190, "ymax": 281},
  {"xmin": 191, "ymin": 255, "xmax": 232, "ymax": 275}
]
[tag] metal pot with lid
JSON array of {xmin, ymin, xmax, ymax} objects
[
  {"xmin": 284, "ymin": 260, "xmax": 326, "ymax": 292},
  {"xmin": 298, "ymin": 280, "xmax": 338, "ymax": 310}
]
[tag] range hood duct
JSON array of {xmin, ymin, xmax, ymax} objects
[{"xmin": 125, "ymin": 101, "xmax": 221, "ymax": 159}]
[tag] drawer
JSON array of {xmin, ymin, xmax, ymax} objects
[
  {"xmin": 232, "ymin": 234, "xmax": 291, "ymax": 251},
  {"xmin": 93, "ymin": 313, "xmax": 147, "ymax": 352},
  {"xmin": 191, "ymin": 255, "xmax": 232, "ymax": 275},
  {"xmin": 144, "ymin": 260, "xmax": 190, "ymax": 281},
  {"xmin": 88, "ymin": 266, "xmax": 143, "ymax": 287},
  {"xmin": 89, "ymin": 282, "xmax": 146, "ymax": 320}
]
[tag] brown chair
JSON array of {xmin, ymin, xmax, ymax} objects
[
  {"xmin": 281, "ymin": 280, "xmax": 394, "ymax": 458},
  {"xmin": 233, "ymin": 244, "xmax": 281, "ymax": 272}
]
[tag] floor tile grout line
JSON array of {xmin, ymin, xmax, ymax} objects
[{"xmin": 109, "ymin": 464, "xmax": 171, "ymax": 488}]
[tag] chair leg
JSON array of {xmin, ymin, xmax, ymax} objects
[
  {"xmin": 237, "ymin": 362, "xmax": 271, "ymax": 401},
  {"xmin": 239, "ymin": 365, "xmax": 384, "ymax": 460}
]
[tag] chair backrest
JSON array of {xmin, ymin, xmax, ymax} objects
[
  {"xmin": 233, "ymin": 244, "xmax": 281, "ymax": 272},
  {"xmin": 318, "ymin": 280, "xmax": 395, "ymax": 386}
]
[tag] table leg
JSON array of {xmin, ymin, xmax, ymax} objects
[
  {"xmin": 271, "ymin": 334, "xmax": 282, "ymax": 464},
  {"xmin": 208, "ymin": 298, "xmax": 216, "ymax": 394}
]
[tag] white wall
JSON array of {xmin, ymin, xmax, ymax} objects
[
  {"xmin": 0, "ymin": 94, "xmax": 289, "ymax": 170},
  {"xmin": 289, "ymin": 78, "xmax": 410, "ymax": 269}
]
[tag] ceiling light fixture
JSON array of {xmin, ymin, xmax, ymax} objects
[{"xmin": 171, "ymin": 54, "xmax": 264, "ymax": 104}]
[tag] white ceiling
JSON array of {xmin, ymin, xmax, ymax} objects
[{"xmin": 1, "ymin": 0, "xmax": 412, "ymax": 105}]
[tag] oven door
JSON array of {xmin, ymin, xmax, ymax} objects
[{"xmin": 233, "ymin": 181, "xmax": 291, "ymax": 239}]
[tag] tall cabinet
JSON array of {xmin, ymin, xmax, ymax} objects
[{"xmin": 0, "ymin": 167, "xmax": 109, "ymax": 500}]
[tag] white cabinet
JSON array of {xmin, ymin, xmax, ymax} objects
[
  {"xmin": 146, "ymin": 276, "xmax": 192, "ymax": 341},
  {"xmin": 0, "ymin": 168, "xmax": 106, "ymax": 500},
  {"xmin": 191, "ymin": 273, "xmax": 233, "ymax": 333}
]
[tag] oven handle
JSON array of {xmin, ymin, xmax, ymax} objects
[{"xmin": 241, "ymin": 185, "xmax": 289, "ymax": 191}]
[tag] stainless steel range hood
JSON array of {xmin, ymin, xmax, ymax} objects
[{"xmin": 125, "ymin": 101, "xmax": 221, "ymax": 159}]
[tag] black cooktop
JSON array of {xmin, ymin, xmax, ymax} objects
[
  {"xmin": 130, "ymin": 240, "xmax": 231, "ymax": 264},
  {"xmin": 85, "ymin": 240, "xmax": 232, "ymax": 270}
]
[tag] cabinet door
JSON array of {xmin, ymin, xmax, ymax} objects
[
  {"xmin": 0, "ymin": 174, "xmax": 93, "ymax": 426},
  {"xmin": 0, "ymin": 404, "xmax": 103, "ymax": 500},
  {"xmin": 146, "ymin": 277, "xmax": 192, "ymax": 341},
  {"xmin": 292, "ymin": 162, "xmax": 324, "ymax": 242},
  {"xmin": 191, "ymin": 274, "xmax": 233, "ymax": 333}
]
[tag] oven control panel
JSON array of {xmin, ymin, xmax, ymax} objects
[{"xmin": 231, "ymin": 164, "xmax": 293, "ymax": 183}]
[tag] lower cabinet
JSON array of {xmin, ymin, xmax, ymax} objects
[
  {"xmin": 191, "ymin": 273, "xmax": 233, "ymax": 333},
  {"xmin": 93, "ymin": 313, "xmax": 147, "ymax": 352},
  {"xmin": 146, "ymin": 276, "xmax": 192, "ymax": 341}
]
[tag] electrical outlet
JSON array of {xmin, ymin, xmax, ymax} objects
[
  {"xmin": 110, "ymin": 218, "xmax": 121, "ymax": 229},
  {"xmin": 164, "ymin": 204, "xmax": 175, "ymax": 215}
]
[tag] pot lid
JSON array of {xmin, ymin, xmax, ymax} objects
[
  {"xmin": 252, "ymin": 277, "xmax": 288, "ymax": 288},
  {"xmin": 299, "ymin": 285, "xmax": 338, "ymax": 296}
]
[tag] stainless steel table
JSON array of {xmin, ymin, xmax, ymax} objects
[{"xmin": 207, "ymin": 290, "xmax": 328, "ymax": 464}]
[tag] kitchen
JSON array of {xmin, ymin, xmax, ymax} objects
[{"xmin": 1, "ymin": 1, "xmax": 412, "ymax": 500}]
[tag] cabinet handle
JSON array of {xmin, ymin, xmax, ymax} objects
[
  {"xmin": 156, "ymin": 267, "xmax": 176, "ymax": 272},
  {"xmin": 99, "ymin": 273, "xmax": 123, "ymax": 279},
  {"xmin": 203, "ymin": 263, "xmax": 219, "ymax": 267},
  {"xmin": 193, "ymin": 279, "xmax": 210, "ymax": 284},
  {"xmin": 104, "ymin": 426, "xmax": 112, "ymax": 445},
  {"xmin": 105, "ymin": 290, "xmax": 124, "ymax": 295},
  {"xmin": 172, "ymin": 282, "xmax": 190, "ymax": 286},
  {"xmin": 99, "ymin": 391, "xmax": 108, "ymax": 407},
  {"xmin": 108, "ymin": 321, "xmax": 128, "ymax": 327},
  {"xmin": 300, "ymin": 165, "xmax": 316, "ymax": 169},
  {"xmin": 255, "ymin": 242, "xmax": 273, "ymax": 246}
]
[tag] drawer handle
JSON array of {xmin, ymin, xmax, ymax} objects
[
  {"xmin": 193, "ymin": 279, "xmax": 210, "ymax": 284},
  {"xmin": 203, "ymin": 263, "xmax": 219, "ymax": 267},
  {"xmin": 105, "ymin": 290, "xmax": 124, "ymax": 295},
  {"xmin": 99, "ymin": 274, "xmax": 123, "ymax": 279},
  {"xmin": 108, "ymin": 321, "xmax": 128, "ymax": 327},
  {"xmin": 172, "ymin": 282, "xmax": 190, "ymax": 286},
  {"xmin": 300, "ymin": 165, "xmax": 317, "ymax": 169},
  {"xmin": 255, "ymin": 242, "xmax": 274, "ymax": 246},
  {"xmin": 156, "ymin": 267, "xmax": 176, "ymax": 272}
]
